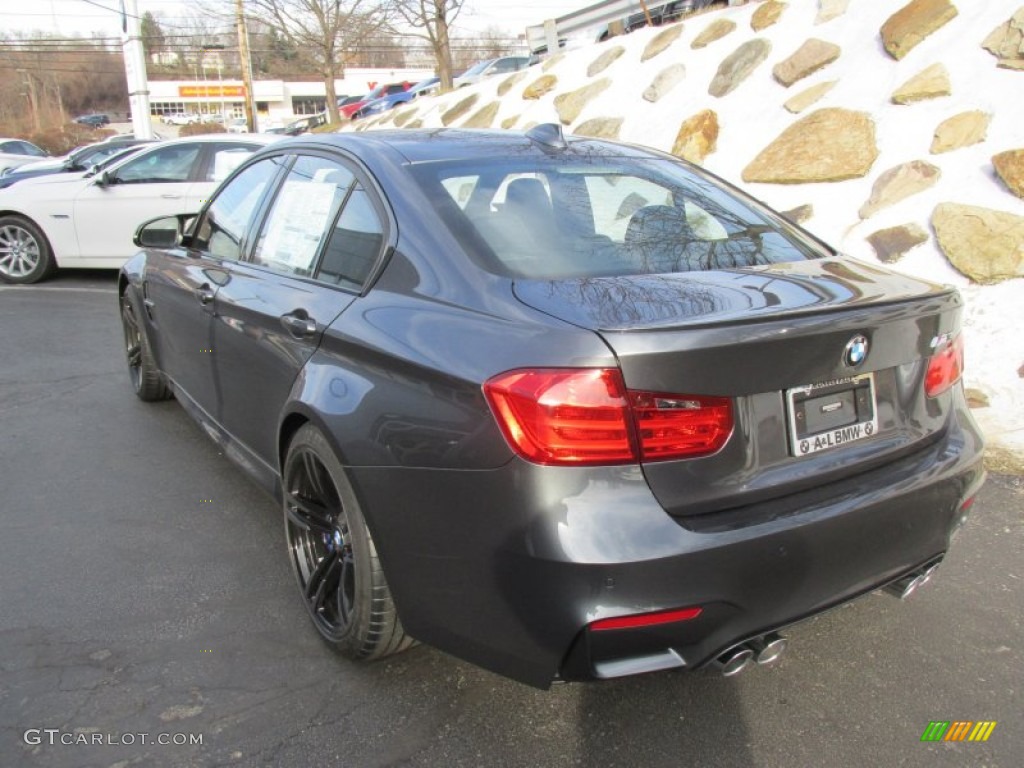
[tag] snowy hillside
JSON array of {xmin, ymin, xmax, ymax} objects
[{"xmin": 352, "ymin": 0, "xmax": 1024, "ymax": 462}]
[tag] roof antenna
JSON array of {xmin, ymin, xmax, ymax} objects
[{"xmin": 526, "ymin": 123, "xmax": 568, "ymax": 150}]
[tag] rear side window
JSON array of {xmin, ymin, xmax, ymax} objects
[
  {"xmin": 316, "ymin": 184, "xmax": 385, "ymax": 290},
  {"xmin": 206, "ymin": 143, "xmax": 264, "ymax": 182},
  {"xmin": 416, "ymin": 156, "xmax": 821, "ymax": 279}
]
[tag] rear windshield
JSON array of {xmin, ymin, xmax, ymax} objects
[{"xmin": 410, "ymin": 155, "xmax": 825, "ymax": 279}]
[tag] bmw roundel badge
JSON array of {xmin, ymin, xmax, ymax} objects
[{"xmin": 843, "ymin": 335, "xmax": 869, "ymax": 368}]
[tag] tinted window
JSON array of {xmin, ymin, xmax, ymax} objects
[
  {"xmin": 316, "ymin": 184, "xmax": 385, "ymax": 290},
  {"xmin": 115, "ymin": 144, "xmax": 201, "ymax": 183},
  {"xmin": 414, "ymin": 157, "xmax": 821, "ymax": 279},
  {"xmin": 205, "ymin": 143, "xmax": 263, "ymax": 182},
  {"xmin": 193, "ymin": 156, "xmax": 284, "ymax": 261},
  {"xmin": 252, "ymin": 156, "xmax": 355, "ymax": 277}
]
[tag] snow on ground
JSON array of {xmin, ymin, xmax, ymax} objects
[{"xmin": 352, "ymin": 0, "xmax": 1024, "ymax": 460}]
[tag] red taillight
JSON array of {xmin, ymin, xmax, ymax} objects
[
  {"xmin": 483, "ymin": 368, "xmax": 733, "ymax": 466},
  {"xmin": 630, "ymin": 392, "xmax": 733, "ymax": 460},
  {"xmin": 483, "ymin": 369, "xmax": 635, "ymax": 465},
  {"xmin": 590, "ymin": 606, "xmax": 703, "ymax": 631},
  {"xmin": 925, "ymin": 333, "xmax": 964, "ymax": 398}
]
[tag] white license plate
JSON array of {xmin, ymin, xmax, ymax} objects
[{"xmin": 787, "ymin": 373, "xmax": 878, "ymax": 457}]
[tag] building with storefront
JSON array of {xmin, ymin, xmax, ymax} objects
[{"xmin": 147, "ymin": 68, "xmax": 434, "ymax": 128}]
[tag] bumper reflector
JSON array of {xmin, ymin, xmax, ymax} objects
[{"xmin": 590, "ymin": 606, "xmax": 703, "ymax": 632}]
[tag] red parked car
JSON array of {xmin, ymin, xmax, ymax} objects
[{"xmin": 341, "ymin": 82, "xmax": 411, "ymax": 119}]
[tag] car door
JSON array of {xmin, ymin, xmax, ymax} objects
[
  {"xmin": 212, "ymin": 153, "xmax": 388, "ymax": 466},
  {"xmin": 72, "ymin": 142, "xmax": 205, "ymax": 261},
  {"xmin": 142, "ymin": 155, "xmax": 285, "ymax": 416}
]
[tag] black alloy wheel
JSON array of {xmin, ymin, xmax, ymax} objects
[
  {"xmin": 283, "ymin": 425, "xmax": 412, "ymax": 659},
  {"xmin": 120, "ymin": 293, "xmax": 170, "ymax": 401}
]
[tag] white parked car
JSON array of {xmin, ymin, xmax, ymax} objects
[
  {"xmin": 453, "ymin": 56, "xmax": 532, "ymax": 88},
  {"xmin": 227, "ymin": 117, "xmax": 249, "ymax": 134},
  {"xmin": 163, "ymin": 113, "xmax": 199, "ymax": 126},
  {"xmin": 0, "ymin": 134, "xmax": 280, "ymax": 284},
  {"xmin": 0, "ymin": 138, "xmax": 49, "ymax": 175}
]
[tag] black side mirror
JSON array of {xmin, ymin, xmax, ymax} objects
[{"xmin": 134, "ymin": 214, "xmax": 193, "ymax": 249}]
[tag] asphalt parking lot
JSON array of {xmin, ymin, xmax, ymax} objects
[{"xmin": 2, "ymin": 271, "xmax": 1021, "ymax": 768}]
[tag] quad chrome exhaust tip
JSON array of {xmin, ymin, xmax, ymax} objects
[
  {"xmin": 883, "ymin": 563, "xmax": 940, "ymax": 600},
  {"xmin": 714, "ymin": 646, "xmax": 754, "ymax": 677},
  {"xmin": 714, "ymin": 631, "xmax": 788, "ymax": 676},
  {"xmin": 748, "ymin": 632, "xmax": 788, "ymax": 665}
]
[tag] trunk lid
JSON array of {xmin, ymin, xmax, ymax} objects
[{"xmin": 513, "ymin": 258, "xmax": 964, "ymax": 522}]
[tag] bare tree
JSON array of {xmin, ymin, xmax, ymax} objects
[
  {"xmin": 393, "ymin": 1, "xmax": 464, "ymax": 91},
  {"xmin": 247, "ymin": 0, "xmax": 393, "ymax": 123}
]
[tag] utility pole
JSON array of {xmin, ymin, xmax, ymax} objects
[
  {"xmin": 236, "ymin": 0, "xmax": 257, "ymax": 132},
  {"xmin": 17, "ymin": 69, "xmax": 42, "ymax": 132},
  {"xmin": 121, "ymin": 0, "xmax": 154, "ymax": 138}
]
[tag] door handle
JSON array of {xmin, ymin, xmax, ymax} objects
[
  {"xmin": 161, "ymin": 193, "xmax": 182, "ymax": 199},
  {"xmin": 195, "ymin": 285, "xmax": 215, "ymax": 305},
  {"xmin": 281, "ymin": 312, "xmax": 317, "ymax": 337}
]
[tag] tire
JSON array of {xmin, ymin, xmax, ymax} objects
[
  {"xmin": 119, "ymin": 292, "xmax": 171, "ymax": 401},
  {"xmin": 283, "ymin": 424, "xmax": 414, "ymax": 660},
  {"xmin": 0, "ymin": 215, "xmax": 56, "ymax": 284}
]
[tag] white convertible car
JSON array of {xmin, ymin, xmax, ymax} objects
[{"xmin": 0, "ymin": 134, "xmax": 279, "ymax": 283}]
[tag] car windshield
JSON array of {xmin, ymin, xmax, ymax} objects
[
  {"xmin": 411, "ymin": 155, "xmax": 824, "ymax": 280},
  {"xmin": 410, "ymin": 78, "xmax": 439, "ymax": 94},
  {"xmin": 461, "ymin": 59, "xmax": 496, "ymax": 77}
]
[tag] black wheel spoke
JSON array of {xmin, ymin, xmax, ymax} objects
[
  {"xmin": 337, "ymin": 547, "xmax": 355, "ymax": 624},
  {"xmin": 284, "ymin": 491, "xmax": 333, "ymax": 535},
  {"xmin": 302, "ymin": 451, "xmax": 327, "ymax": 500},
  {"xmin": 127, "ymin": 344, "xmax": 142, "ymax": 368},
  {"xmin": 306, "ymin": 551, "xmax": 341, "ymax": 611}
]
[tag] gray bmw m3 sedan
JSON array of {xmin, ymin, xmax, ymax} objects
[{"xmin": 119, "ymin": 125, "xmax": 985, "ymax": 688}]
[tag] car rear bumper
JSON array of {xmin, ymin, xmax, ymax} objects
[{"xmin": 350, "ymin": 408, "xmax": 985, "ymax": 688}]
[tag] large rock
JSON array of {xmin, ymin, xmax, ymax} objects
[
  {"xmin": 742, "ymin": 108, "xmax": 879, "ymax": 184},
  {"xmin": 441, "ymin": 94, "xmax": 478, "ymax": 126},
  {"xmin": 522, "ymin": 75, "xmax": 558, "ymax": 100},
  {"xmin": 642, "ymin": 24, "xmax": 684, "ymax": 62},
  {"xmin": 816, "ymin": 0, "xmax": 850, "ymax": 25},
  {"xmin": 751, "ymin": 1, "xmax": 787, "ymax": 32},
  {"xmin": 406, "ymin": 118, "xmax": 424, "ymax": 129},
  {"xmin": 880, "ymin": 0, "xmax": 958, "ymax": 60},
  {"xmin": 542, "ymin": 54, "xmax": 564, "ymax": 72},
  {"xmin": 573, "ymin": 117, "xmax": 624, "ymax": 140},
  {"xmin": 784, "ymin": 80, "xmax": 836, "ymax": 113},
  {"xmin": 890, "ymin": 62, "xmax": 951, "ymax": 104},
  {"xmin": 708, "ymin": 39, "xmax": 772, "ymax": 98},
  {"xmin": 859, "ymin": 160, "xmax": 941, "ymax": 219},
  {"xmin": 671, "ymin": 109, "xmax": 719, "ymax": 164},
  {"xmin": 497, "ymin": 71, "xmax": 528, "ymax": 97},
  {"xmin": 501, "ymin": 115, "xmax": 520, "ymax": 130},
  {"xmin": 554, "ymin": 78, "xmax": 611, "ymax": 125},
  {"xmin": 781, "ymin": 204, "xmax": 814, "ymax": 224},
  {"xmin": 932, "ymin": 203, "xmax": 1024, "ymax": 283},
  {"xmin": 866, "ymin": 223, "xmax": 929, "ymax": 262},
  {"xmin": 982, "ymin": 7, "xmax": 1024, "ymax": 68},
  {"xmin": 588, "ymin": 46, "xmax": 625, "ymax": 77},
  {"xmin": 992, "ymin": 149, "xmax": 1024, "ymax": 198},
  {"xmin": 692, "ymin": 18, "xmax": 736, "ymax": 49},
  {"xmin": 393, "ymin": 107, "xmax": 418, "ymax": 127},
  {"xmin": 930, "ymin": 110, "xmax": 991, "ymax": 154},
  {"xmin": 773, "ymin": 38, "xmax": 842, "ymax": 87},
  {"xmin": 462, "ymin": 101, "xmax": 499, "ymax": 129},
  {"xmin": 643, "ymin": 63, "xmax": 686, "ymax": 102}
]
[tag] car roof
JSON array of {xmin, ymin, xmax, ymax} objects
[{"xmin": 269, "ymin": 127, "xmax": 660, "ymax": 167}]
